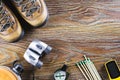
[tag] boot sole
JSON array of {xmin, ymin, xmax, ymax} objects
[
  {"xmin": 12, "ymin": 29, "xmax": 24, "ymax": 43},
  {"xmin": 31, "ymin": 15, "xmax": 49, "ymax": 28},
  {"xmin": 39, "ymin": 15, "xmax": 48, "ymax": 27}
]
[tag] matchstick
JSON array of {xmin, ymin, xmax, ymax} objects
[
  {"xmin": 76, "ymin": 63, "xmax": 89, "ymax": 80},
  {"xmin": 76, "ymin": 55, "xmax": 102, "ymax": 80},
  {"xmin": 88, "ymin": 58, "xmax": 102, "ymax": 80},
  {"xmin": 84, "ymin": 55, "xmax": 98, "ymax": 80},
  {"xmin": 81, "ymin": 61, "xmax": 93, "ymax": 80}
]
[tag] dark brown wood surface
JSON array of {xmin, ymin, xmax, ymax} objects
[{"xmin": 0, "ymin": 0, "xmax": 120, "ymax": 80}]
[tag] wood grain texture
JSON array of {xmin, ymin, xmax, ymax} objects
[{"xmin": 0, "ymin": 0, "xmax": 120, "ymax": 80}]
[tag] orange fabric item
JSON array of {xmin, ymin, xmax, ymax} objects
[{"xmin": 0, "ymin": 68, "xmax": 17, "ymax": 80}]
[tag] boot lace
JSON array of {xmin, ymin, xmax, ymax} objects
[
  {"xmin": 0, "ymin": 2, "xmax": 14, "ymax": 32},
  {"xmin": 13, "ymin": 0, "xmax": 41, "ymax": 17}
]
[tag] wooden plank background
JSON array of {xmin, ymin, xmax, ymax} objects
[{"xmin": 0, "ymin": 0, "xmax": 120, "ymax": 80}]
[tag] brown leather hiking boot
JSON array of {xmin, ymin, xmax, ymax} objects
[
  {"xmin": 11, "ymin": 0, "xmax": 48, "ymax": 27},
  {"xmin": 0, "ymin": 1, "xmax": 24, "ymax": 42}
]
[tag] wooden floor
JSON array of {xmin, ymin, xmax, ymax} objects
[{"xmin": 0, "ymin": 0, "xmax": 120, "ymax": 80}]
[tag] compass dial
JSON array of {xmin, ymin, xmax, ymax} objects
[{"xmin": 54, "ymin": 71, "xmax": 66, "ymax": 80}]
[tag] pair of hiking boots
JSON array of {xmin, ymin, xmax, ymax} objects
[{"xmin": 0, "ymin": 0, "xmax": 48, "ymax": 42}]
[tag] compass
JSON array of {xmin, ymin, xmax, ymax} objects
[{"xmin": 54, "ymin": 65, "xmax": 69, "ymax": 80}]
